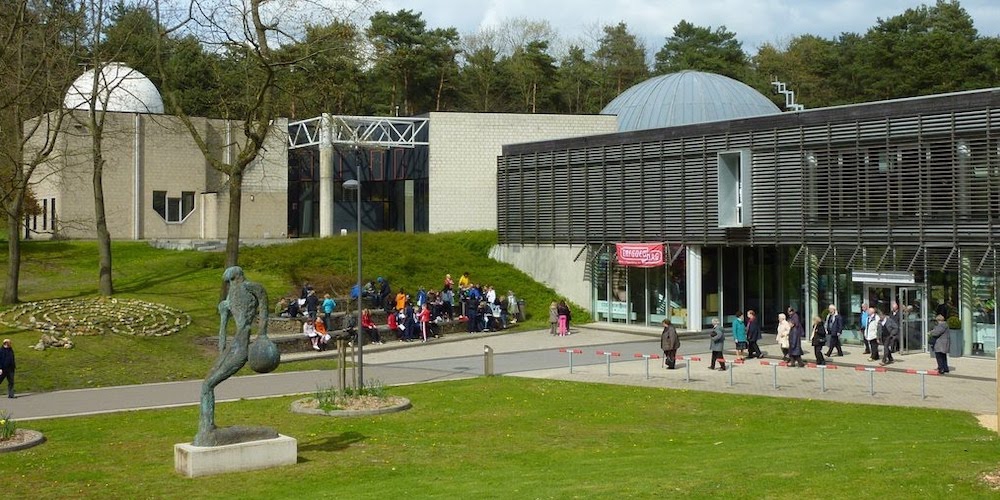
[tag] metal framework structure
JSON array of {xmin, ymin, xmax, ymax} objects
[
  {"xmin": 287, "ymin": 114, "xmax": 429, "ymax": 150},
  {"xmin": 497, "ymin": 88, "xmax": 1000, "ymax": 272}
]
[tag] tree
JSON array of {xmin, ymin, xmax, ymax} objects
[
  {"xmin": 0, "ymin": 0, "xmax": 80, "ymax": 303},
  {"xmin": 366, "ymin": 10, "xmax": 459, "ymax": 115},
  {"xmin": 459, "ymin": 44, "xmax": 504, "ymax": 111},
  {"xmin": 857, "ymin": 0, "xmax": 982, "ymax": 100},
  {"xmin": 155, "ymin": 0, "xmax": 330, "ymax": 268},
  {"xmin": 503, "ymin": 40, "xmax": 557, "ymax": 113},
  {"xmin": 654, "ymin": 20, "xmax": 747, "ymax": 79},
  {"xmin": 592, "ymin": 22, "xmax": 648, "ymax": 107},
  {"xmin": 274, "ymin": 20, "xmax": 365, "ymax": 118},
  {"xmin": 752, "ymin": 35, "xmax": 840, "ymax": 108},
  {"xmin": 554, "ymin": 45, "xmax": 601, "ymax": 113}
]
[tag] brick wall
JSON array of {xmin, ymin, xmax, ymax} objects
[{"xmin": 427, "ymin": 112, "xmax": 617, "ymax": 233}]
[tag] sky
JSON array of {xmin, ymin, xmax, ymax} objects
[{"xmin": 372, "ymin": 0, "xmax": 1000, "ymax": 55}]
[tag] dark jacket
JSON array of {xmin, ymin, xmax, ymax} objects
[
  {"xmin": 661, "ymin": 325, "xmax": 680, "ymax": 351},
  {"xmin": 746, "ymin": 318, "xmax": 762, "ymax": 342},
  {"xmin": 0, "ymin": 346, "xmax": 14, "ymax": 371},
  {"xmin": 825, "ymin": 313, "xmax": 843, "ymax": 337},
  {"xmin": 810, "ymin": 323, "xmax": 827, "ymax": 347},
  {"xmin": 880, "ymin": 316, "xmax": 899, "ymax": 343}
]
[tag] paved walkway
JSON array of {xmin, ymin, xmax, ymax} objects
[{"xmin": 2, "ymin": 326, "xmax": 996, "ymax": 422}]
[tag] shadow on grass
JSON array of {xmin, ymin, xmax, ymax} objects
[{"xmin": 298, "ymin": 430, "xmax": 366, "ymax": 455}]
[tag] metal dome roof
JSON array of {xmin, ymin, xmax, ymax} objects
[
  {"xmin": 601, "ymin": 70, "xmax": 781, "ymax": 132},
  {"xmin": 64, "ymin": 62, "xmax": 164, "ymax": 114}
]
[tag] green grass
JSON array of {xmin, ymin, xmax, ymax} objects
[
  {"xmin": 0, "ymin": 232, "xmax": 577, "ymax": 392},
  {"xmin": 0, "ymin": 377, "xmax": 997, "ymax": 498}
]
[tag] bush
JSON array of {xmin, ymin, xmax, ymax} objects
[
  {"xmin": 947, "ymin": 316, "xmax": 961, "ymax": 329},
  {"xmin": 0, "ymin": 410, "xmax": 16, "ymax": 441}
]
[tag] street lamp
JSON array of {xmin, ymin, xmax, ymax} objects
[{"xmin": 342, "ymin": 178, "xmax": 363, "ymax": 387}]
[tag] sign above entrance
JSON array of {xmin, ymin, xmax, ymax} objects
[
  {"xmin": 851, "ymin": 271, "xmax": 915, "ymax": 284},
  {"xmin": 616, "ymin": 243, "xmax": 664, "ymax": 268}
]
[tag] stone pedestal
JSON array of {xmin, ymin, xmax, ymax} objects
[{"xmin": 174, "ymin": 434, "xmax": 297, "ymax": 477}]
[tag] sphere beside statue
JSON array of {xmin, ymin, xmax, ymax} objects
[{"xmin": 249, "ymin": 335, "xmax": 280, "ymax": 373}]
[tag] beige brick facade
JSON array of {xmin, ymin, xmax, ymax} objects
[
  {"xmin": 29, "ymin": 111, "xmax": 287, "ymax": 240},
  {"xmin": 427, "ymin": 112, "xmax": 617, "ymax": 233}
]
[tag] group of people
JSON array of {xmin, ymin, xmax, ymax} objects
[
  {"xmin": 548, "ymin": 301, "xmax": 572, "ymax": 336},
  {"xmin": 281, "ymin": 273, "xmax": 523, "ymax": 348},
  {"xmin": 660, "ymin": 302, "xmax": 952, "ymax": 374}
]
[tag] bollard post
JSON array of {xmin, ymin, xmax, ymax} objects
[
  {"xmin": 635, "ymin": 354, "xmax": 653, "ymax": 380},
  {"xmin": 559, "ymin": 348, "xmax": 581, "ymax": 373},
  {"xmin": 484, "ymin": 345, "xmax": 494, "ymax": 376},
  {"xmin": 869, "ymin": 369, "xmax": 875, "ymax": 396},
  {"xmin": 761, "ymin": 361, "xmax": 781, "ymax": 389},
  {"xmin": 907, "ymin": 369, "xmax": 938, "ymax": 400},
  {"xmin": 725, "ymin": 359, "xmax": 734, "ymax": 386}
]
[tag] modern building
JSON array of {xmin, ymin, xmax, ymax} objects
[
  {"xmin": 28, "ymin": 64, "xmax": 616, "ymax": 242},
  {"xmin": 29, "ymin": 63, "xmax": 288, "ymax": 241},
  {"xmin": 494, "ymin": 71, "xmax": 1000, "ymax": 358}
]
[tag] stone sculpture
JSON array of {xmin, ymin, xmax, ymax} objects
[{"xmin": 194, "ymin": 266, "xmax": 281, "ymax": 447}]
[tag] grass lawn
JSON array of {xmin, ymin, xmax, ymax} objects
[
  {"xmin": 1, "ymin": 232, "xmax": 576, "ymax": 392},
  {"xmin": 1, "ymin": 377, "xmax": 998, "ymax": 498}
]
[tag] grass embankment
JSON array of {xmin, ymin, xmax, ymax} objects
[
  {"xmin": 1, "ymin": 377, "xmax": 997, "ymax": 498},
  {"xmin": 0, "ymin": 232, "xmax": 575, "ymax": 392}
]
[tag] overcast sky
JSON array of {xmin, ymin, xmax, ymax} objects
[{"xmin": 372, "ymin": 0, "xmax": 1000, "ymax": 54}]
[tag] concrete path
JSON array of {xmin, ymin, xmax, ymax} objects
[{"xmin": 1, "ymin": 326, "xmax": 996, "ymax": 422}]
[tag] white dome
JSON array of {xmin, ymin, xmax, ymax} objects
[{"xmin": 64, "ymin": 63, "xmax": 164, "ymax": 114}]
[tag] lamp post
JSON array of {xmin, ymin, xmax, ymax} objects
[{"xmin": 342, "ymin": 178, "xmax": 363, "ymax": 388}]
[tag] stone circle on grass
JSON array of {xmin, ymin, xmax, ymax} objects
[{"xmin": 0, "ymin": 298, "xmax": 192, "ymax": 337}]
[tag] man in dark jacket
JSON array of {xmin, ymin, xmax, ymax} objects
[
  {"xmin": 0, "ymin": 338, "xmax": 14, "ymax": 398},
  {"xmin": 824, "ymin": 304, "xmax": 844, "ymax": 357},
  {"xmin": 660, "ymin": 319, "xmax": 680, "ymax": 369},
  {"xmin": 880, "ymin": 313, "xmax": 899, "ymax": 366},
  {"xmin": 746, "ymin": 310, "xmax": 762, "ymax": 358}
]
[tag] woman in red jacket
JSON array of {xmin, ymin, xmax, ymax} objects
[
  {"xmin": 361, "ymin": 309, "xmax": 383, "ymax": 345},
  {"xmin": 419, "ymin": 303, "xmax": 431, "ymax": 342}
]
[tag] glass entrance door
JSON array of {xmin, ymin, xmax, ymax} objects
[
  {"xmin": 898, "ymin": 287, "xmax": 927, "ymax": 353},
  {"xmin": 863, "ymin": 284, "xmax": 927, "ymax": 354}
]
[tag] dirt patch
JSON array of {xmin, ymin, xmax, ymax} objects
[
  {"xmin": 976, "ymin": 414, "xmax": 998, "ymax": 433},
  {"xmin": 981, "ymin": 468, "xmax": 1000, "ymax": 490}
]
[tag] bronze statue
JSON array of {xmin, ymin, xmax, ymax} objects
[{"xmin": 195, "ymin": 266, "xmax": 281, "ymax": 447}]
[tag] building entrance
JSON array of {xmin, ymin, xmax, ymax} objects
[{"xmin": 863, "ymin": 284, "xmax": 927, "ymax": 354}]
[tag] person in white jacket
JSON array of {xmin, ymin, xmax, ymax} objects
[
  {"xmin": 776, "ymin": 313, "xmax": 791, "ymax": 362},
  {"xmin": 863, "ymin": 306, "xmax": 880, "ymax": 361}
]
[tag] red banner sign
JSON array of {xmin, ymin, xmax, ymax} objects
[{"xmin": 615, "ymin": 243, "xmax": 664, "ymax": 268}]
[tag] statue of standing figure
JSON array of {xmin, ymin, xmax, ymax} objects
[{"xmin": 195, "ymin": 266, "xmax": 281, "ymax": 447}]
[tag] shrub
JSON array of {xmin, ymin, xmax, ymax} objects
[
  {"xmin": 0, "ymin": 410, "xmax": 16, "ymax": 441},
  {"xmin": 947, "ymin": 316, "xmax": 961, "ymax": 329}
]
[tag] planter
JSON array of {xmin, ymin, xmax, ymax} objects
[
  {"xmin": 290, "ymin": 396, "xmax": 411, "ymax": 417},
  {"xmin": 0, "ymin": 429, "xmax": 46, "ymax": 453}
]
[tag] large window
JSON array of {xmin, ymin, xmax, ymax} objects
[{"xmin": 153, "ymin": 191, "xmax": 195, "ymax": 223}]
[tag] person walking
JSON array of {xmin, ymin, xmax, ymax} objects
[
  {"xmin": 810, "ymin": 315, "xmax": 827, "ymax": 366},
  {"xmin": 746, "ymin": 309, "xmax": 762, "ymax": 358},
  {"xmin": 0, "ymin": 338, "xmax": 15, "ymax": 398},
  {"xmin": 787, "ymin": 307, "xmax": 806, "ymax": 367},
  {"xmin": 708, "ymin": 317, "xmax": 727, "ymax": 371},
  {"xmin": 557, "ymin": 300, "xmax": 570, "ymax": 336},
  {"xmin": 928, "ymin": 314, "xmax": 950, "ymax": 374},
  {"xmin": 824, "ymin": 304, "xmax": 844, "ymax": 357},
  {"xmin": 732, "ymin": 311, "xmax": 747, "ymax": 361},
  {"xmin": 859, "ymin": 302, "xmax": 871, "ymax": 355},
  {"xmin": 879, "ymin": 311, "xmax": 899, "ymax": 366},
  {"xmin": 660, "ymin": 319, "xmax": 680, "ymax": 369},
  {"xmin": 864, "ymin": 306, "xmax": 880, "ymax": 361},
  {"xmin": 776, "ymin": 313, "xmax": 791, "ymax": 362}
]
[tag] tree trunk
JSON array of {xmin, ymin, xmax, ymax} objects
[
  {"xmin": 225, "ymin": 170, "xmax": 244, "ymax": 268},
  {"xmin": 3, "ymin": 210, "xmax": 23, "ymax": 305},
  {"xmin": 93, "ymin": 129, "xmax": 114, "ymax": 296}
]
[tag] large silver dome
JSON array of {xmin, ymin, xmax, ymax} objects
[
  {"xmin": 602, "ymin": 70, "xmax": 780, "ymax": 132},
  {"xmin": 64, "ymin": 62, "xmax": 164, "ymax": 114}
]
